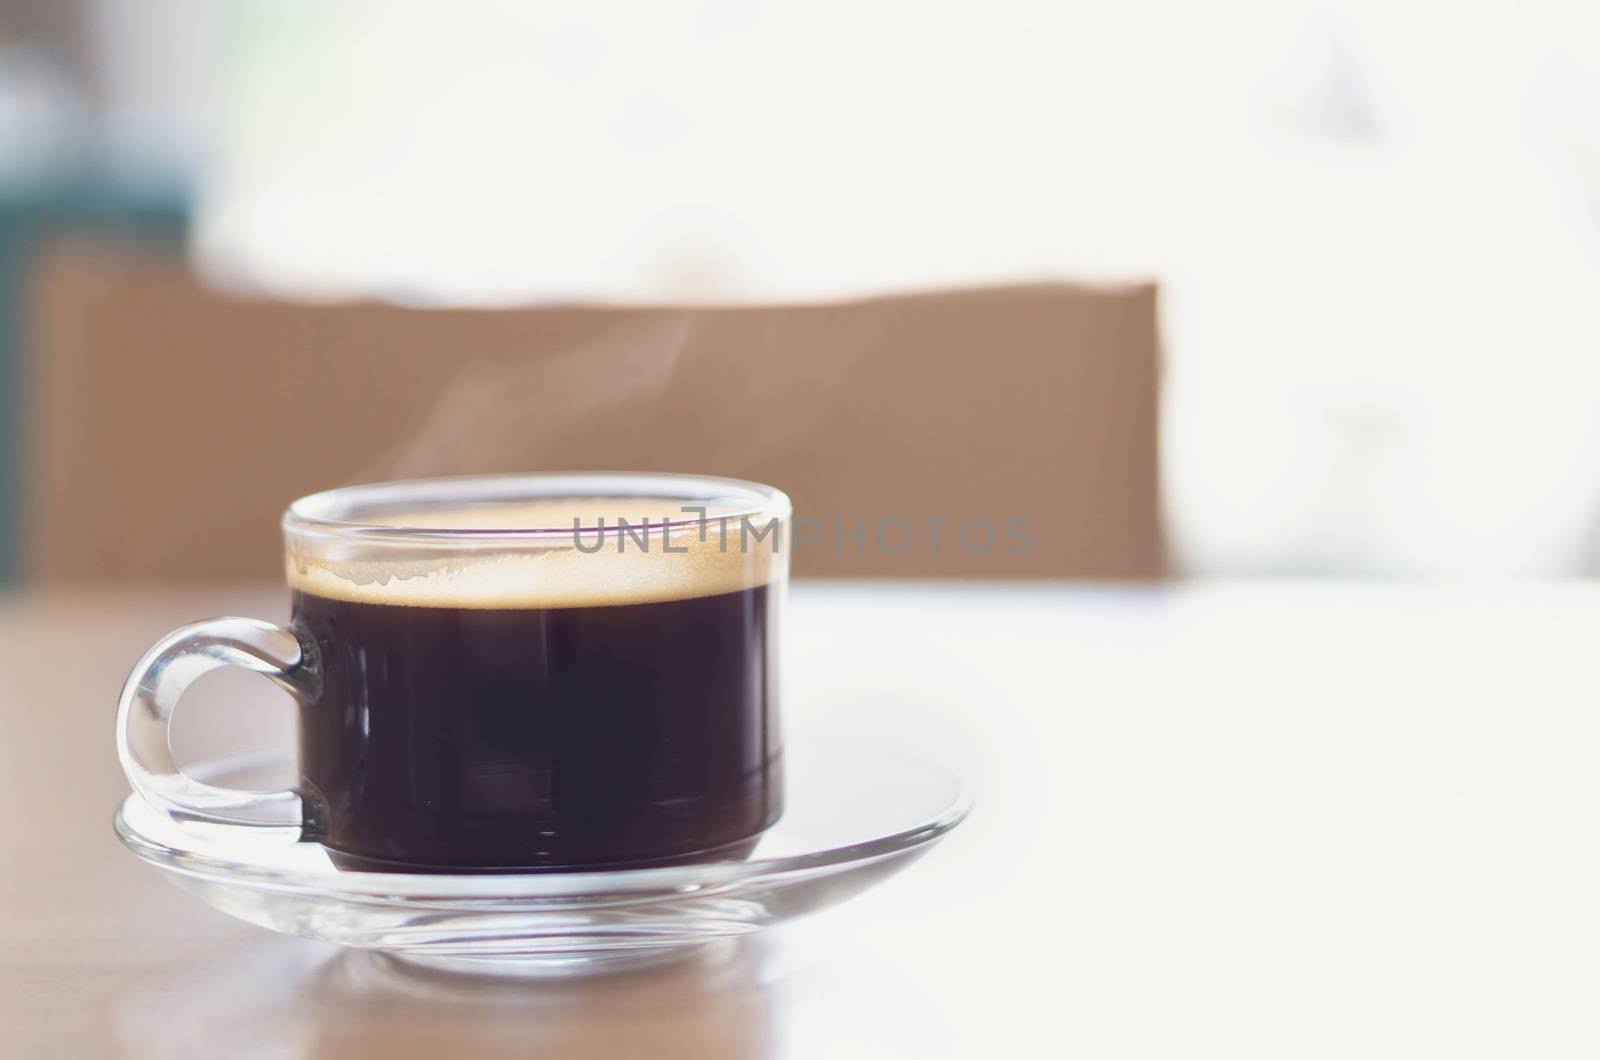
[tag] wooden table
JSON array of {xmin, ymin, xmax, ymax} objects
[{"xmin": 4, "ymin": 581, "xmax": 1598, "ymax": 1058}]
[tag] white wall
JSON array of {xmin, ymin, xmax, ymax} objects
[{"xmin": 90, "ymin": 0, "xmax": 1600, "ymax": 574}]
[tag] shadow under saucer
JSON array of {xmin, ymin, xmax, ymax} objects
[{"xmin": 111, "ymin": 934, "xmax": 781, "ymax": 1060}]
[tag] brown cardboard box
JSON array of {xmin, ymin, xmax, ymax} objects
[{"xmin": 24, "ymin": 242, "xmax": 1162, "ymax": 581}]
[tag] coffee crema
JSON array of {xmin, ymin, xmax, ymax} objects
[
  {"xmin": 287, "ymin": 497, "xmax": 778, "ymax": 611},
  {"xmin": 289, "ymin": 500, "xmax": 784, "ymax": 872}
]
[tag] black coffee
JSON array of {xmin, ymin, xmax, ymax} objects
[{"xmin": 291, "ymin": 582, "xmax": 781, "ymax": 871}]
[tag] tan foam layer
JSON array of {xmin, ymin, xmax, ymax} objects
[{"xmin": 287, "ymin": 516, "xmax": 781, "ymax": 609}]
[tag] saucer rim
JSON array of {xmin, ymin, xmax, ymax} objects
[{"xmin": 113, "ymin": 740, "xmax": 973, "ymax": 901}]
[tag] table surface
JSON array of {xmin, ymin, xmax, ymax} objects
[{"xmin": 4, "ymin": 580, "xmax": 1597, "ymax": 1058}]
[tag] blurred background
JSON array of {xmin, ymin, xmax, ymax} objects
[{"xmin": 3, "ymin": 0, "xmax": 1600, "ymax": 582}]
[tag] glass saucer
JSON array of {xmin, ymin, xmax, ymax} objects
[{"xmin": 113, "ymin": 731, "xmax": 971, "ymax": 975}]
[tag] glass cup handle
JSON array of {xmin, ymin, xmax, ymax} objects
[{"xmin": 115, "ymin": 617, "xmax": 322, "ymax": 837}]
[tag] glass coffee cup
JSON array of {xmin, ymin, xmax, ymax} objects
[{"xmin": 116, "ymin": 473, "xmax": 790, "ymax": 872}]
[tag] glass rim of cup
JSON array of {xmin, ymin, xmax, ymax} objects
[{"xmin": 283, "ymin": 470, "xmax": 792, "ymax": 544}]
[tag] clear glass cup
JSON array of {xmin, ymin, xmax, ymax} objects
[{"xmin": 117, "ymin": 472, "xmax": 791, "ymax": 872}]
